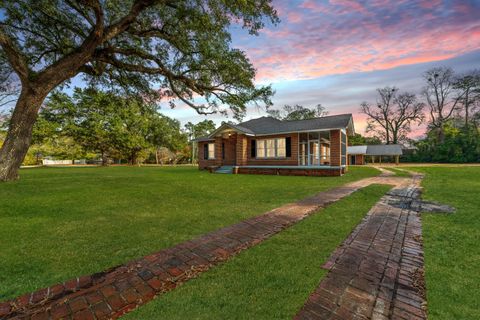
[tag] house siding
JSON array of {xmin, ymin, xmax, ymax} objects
[
  {"xmin": 348, "ymin": 154, "xmax": 365, "ymax": 165},
  {"xmin": 330, "ymin": 129, "xmax": 341, "ymax": 167},
  {"xmin": 198, "ymin": 141, "xmax": 216, "ymax": 169},
  {"xmin": 237, "ymin": 167, "xmax": 342, "ymax": 176}
]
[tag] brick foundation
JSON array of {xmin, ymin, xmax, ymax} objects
[{"xmin": 237, "ymin": 167, "xmax": 343, "ymax": 176}]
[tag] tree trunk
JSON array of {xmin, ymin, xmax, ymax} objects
[
  {"xmin": 0, "ymin": 89, "xmax": 45, "ymax": 181},
  {"xmin": 101, "ymin": 151, "xmax": 108, "ymax": 166},
  {"xmin": 437, "ymin": 127, "xmax": 445, "ymax": 144}
]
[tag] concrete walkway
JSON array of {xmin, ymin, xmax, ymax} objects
[
  {"xmin": 294, "ymin": 173, "xmax": 427, "ymax": 320},
  {"xmin": 1, "ymin": 172, "xmax": 418, "ymax": 320}
]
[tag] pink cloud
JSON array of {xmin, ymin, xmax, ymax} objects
[{"xmin": 242, "ymin": 0, "xmax": 480, "ymax": 82}]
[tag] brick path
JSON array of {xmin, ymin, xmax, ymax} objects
[
  {"xmin": 1, "ymin": 174, "xmax": 402, "ymax": 320},
  {"xmin": 294, "ymin": 173, "xmax": 427, "ymax": 320}
]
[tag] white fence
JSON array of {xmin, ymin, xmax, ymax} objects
[{"xmin": 42, "ymin": 159, "xmax": 73, "ymax": 165}]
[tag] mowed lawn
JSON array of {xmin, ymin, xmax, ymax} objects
[
  {"xmin": 124, "ymin": 184, "xmax": 390, "ymax": 319},
  {"xmin": 0, "ymin": 166, "xmax": 378, "ymax": 300},
  {"xmin": 410, "ymin": 166, "xmax": 480, "ymax": 320}
]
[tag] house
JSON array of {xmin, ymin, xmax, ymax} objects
[
  {"xmin": 195, "ymin": 114, "xmax": 353, "ymax": 176},
  {"xmin": 347, "ymin": 144, "xmax": 403, "ymax": 165}
]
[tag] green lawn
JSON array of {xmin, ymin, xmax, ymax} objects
[
  {"xmin": 124, "ymin": 184, "xmax": 391, "ymax": 319},
  {"xmin": 408, "ymin": 166, "xmax": 480, "ymax": 320},
  {"xmin": 0, "ymin": 166, "xmax": 378, "ymax": 300}
]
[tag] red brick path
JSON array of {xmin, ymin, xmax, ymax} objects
[
  {"xmin": 1, "ymin": 174, "xmax": 400, "ymax": 320},
  {"xmin": 294, "ymin": 173, "xmax": 427, "ymax": 320}
]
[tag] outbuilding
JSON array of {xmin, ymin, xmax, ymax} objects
[{"xmin": 347, "ymin": 144, "xmax": 403, "ymax": 165}]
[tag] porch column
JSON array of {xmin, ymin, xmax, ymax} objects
[
  {"xmin": 214, "ymin": 136, "xmax": 223, "ymax": 166},
  {"xmin": 344, "ymin": 134, "xmax": 349, "ymax": 172},
  {"xmin": 236, "ymin": 134, "xmax": 248, "ymax": 166},
  {"xmin": 330, "ymin": 129, "xmax": 341, "ymax": 167}
]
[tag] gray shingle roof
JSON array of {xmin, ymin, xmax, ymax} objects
[
  {"xmin": 366, "ymin": 144, "xmax": 403, "ymax": 156},
  {"xmin": 348, "ymin": 144, "xmax": 403, "ymax": 156},
  {"xmin": 348, "ymin": 145, "xmax": 368, "ymax": 154},
  {"xmin": 236, "ymin": 114, "xmax": 353, "ymax": 135}
]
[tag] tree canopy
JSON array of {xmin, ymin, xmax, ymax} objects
[
  {"xmin": 32, "ymin": 88, "xmax": 188, "ymax": 165},
  {"xmin": 0, "ymin": 0, "xmax": 279, "ymax": 180},
  {"xmin": 184, "ymin": 119, "xmax": 216, "ymax": 140},
  {"xmin": 267, "ymin": 104, "xmax": 329, "ymax": 121}
]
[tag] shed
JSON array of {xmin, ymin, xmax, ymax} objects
[{"xmin": 348, "ymin": 144, "xmax": 403, "ymax": 165}]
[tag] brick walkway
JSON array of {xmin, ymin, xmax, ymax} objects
[
  {"xmin": 294, "ymin": 173, "xmax": 427, "ymax": 320},
  {"xmin": 1, "ymin": 174, "xmax": 403, "ymax": 320}
]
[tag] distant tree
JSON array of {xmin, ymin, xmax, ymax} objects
[
  {"xmin": 38, "ymin": 88, "xmax": 182, "ymax": 165},
  {"xmin": 150, "ymin": 116, "xmax": 188, "ymax": 164},
  {"xmin": 422, "ymin": 67, "xmax": 464, "ymax": 142},
  {"xmin": 453, "ymin": 70, "xmax": 480, "ymax": 127},
  {"xmin": 361, "ymin": 87, "xmax": 424, "ymax": 144},
  {"xmin": 348, "ymin": 133, "xmax": 381, "ymax": 146},
  {"xmin": 414, "ymin": 121, "xmax": 480, "ymax": 163},
  {"xmin": 0, "ymin": 1, "xmax": 278, "ymax": 181},
  {"xmin": 267, "ymin": 104, "xmax": 329, "ymax": 120},
  {"xmin": 184, "ymin": 119, "xmax": 216, "ymax": 163},
  {"xmin": 184, "ymin": 120, "xmax": 216, "ymax": 140}
]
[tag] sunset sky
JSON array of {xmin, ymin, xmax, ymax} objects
[{"xmin": 161, "ymin": 0, "xmax": 480, "ymax": 138}]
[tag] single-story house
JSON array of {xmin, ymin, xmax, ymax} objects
[
  {"xmin": 195, "ymin": 114, "xmax": 353, "ymax": 176},
  {"xmin": 347, "ymin": 144, "xmax": 403, "ymax": 165}
]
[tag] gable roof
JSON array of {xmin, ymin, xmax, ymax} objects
[
  {"xmin": 348, "ymin": 144, "xmax": 403, "ymax": 156},
  {"xmin": 207, "ymin": 114, "xmax": 354, "ymax": 138}
]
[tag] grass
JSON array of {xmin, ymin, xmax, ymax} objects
[
  {"xmin": 124, "ymin": 184, "xmax": 391, "ymax": 319},
  {"xmin": 0, "ymin": 165, "xmax": 378, "ymax": 300},
  {"xmin": 407, "ymin": 166, "xmax": 480, "ymax": 320}
]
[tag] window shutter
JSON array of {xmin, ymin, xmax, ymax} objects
[
  {"xmin": 286, "ymin": 137, "xmax": 292, "ymax": 157},
  {"xmin": 251, "ymin": 139, "xmax": 256, "ymax": 158},
  {"xmin": 203, "ymin": 143, "xmax": 208, "ymax": 160}
]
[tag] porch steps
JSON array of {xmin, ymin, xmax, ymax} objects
[{"xmin": 215, "ymin": 166, "xmax": 234, "ymax": 174}]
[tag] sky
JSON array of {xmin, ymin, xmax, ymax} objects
[
  {"xmin": 159, "ymin": 0, "xmax": 480, "ymax": 138},
  {"xmin": 1, "ymin": 1, "xmax": 479, "ymax": 138}
]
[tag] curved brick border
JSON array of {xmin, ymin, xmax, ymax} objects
[
  {"xmin": 294, "ymin": 174, "xmax": 428, "ymax": 320},
  {"xmin": 1, "ymin": 175, "xmax": 403, "ymax": 320}
]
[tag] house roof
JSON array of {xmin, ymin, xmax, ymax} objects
[
  {"xmin": 193, "ymin": 136, "xmax": 215, "ymax": 142},
  {"xmin": 347, "ymin": 145, "xmax": 368, "ymax": 154},
  {"xmin": 207, "ymin": 114, "xmax": 354, "ymax": 138},
  {"xmin": 348, "ymin": 144, "xmax": 403, "ymax": 156}
]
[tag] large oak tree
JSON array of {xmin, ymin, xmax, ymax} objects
[{"xmin": 0, "ymin": 0, "xmax": 278, "ymax": 181}]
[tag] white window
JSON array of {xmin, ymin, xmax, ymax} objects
[
  {"xmin": 277, "ymin": 138, "xmax": 286, "ymax": 157},
  {"xmin": 266, "ymin": 139, "xmax": 276, "ymax": 157},
  {"xmin": 256, "ymin": 140, "xmax": 265, "ymax": 158},
  {"xmin": 256, "ymin": 138, "xmax": 286, "ymax": 158},
  {"xmin": 208, "ymin": 143, "xmax": 215, "ymax": 159}
]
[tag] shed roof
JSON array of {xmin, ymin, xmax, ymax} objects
[
  {"xmin": 366, "ymin": 144, "xmax": 403, "ymax": 156},
  {"xmin": 348, "ymin": 144, "xmax": 403, "ymax": 156},
  {"xmin": 347, "ymin": 145, "xmax": 368, "ymax": 154}
]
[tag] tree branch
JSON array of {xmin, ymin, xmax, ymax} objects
[{"xmin": 0, "ymin": 29, "xmax": 30, "ymax": 84}]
